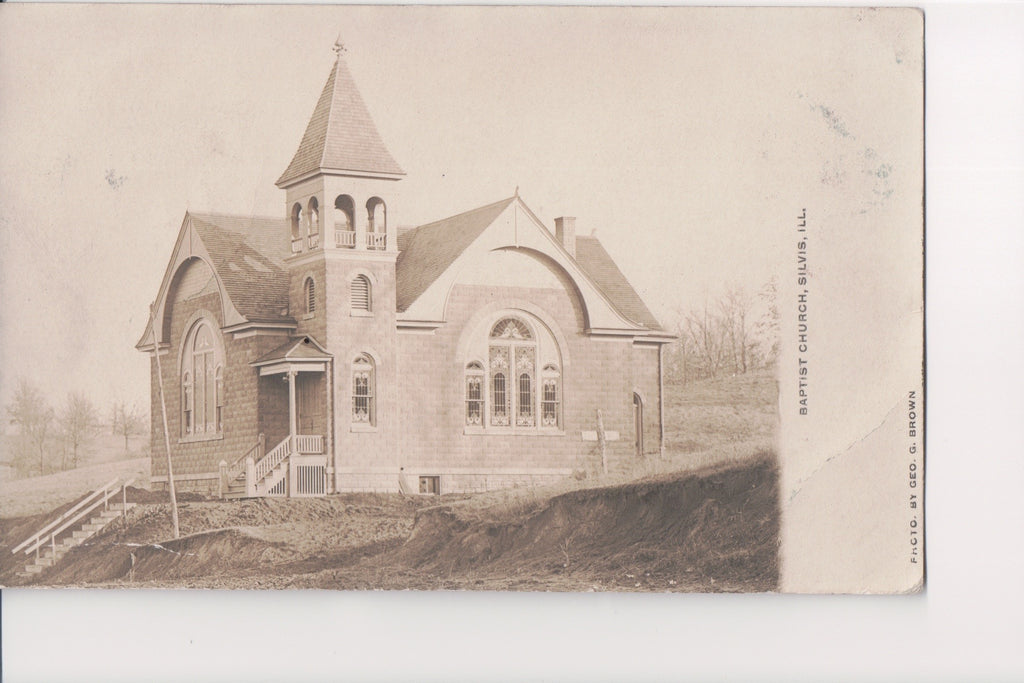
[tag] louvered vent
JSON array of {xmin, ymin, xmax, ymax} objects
[
  {"xmin": 305, "ymin": 277, "xmax": 316, "ymax": 314},
  {"xmin": 351, "ymin": 275, "xmax": 371, "ymax": 311}
]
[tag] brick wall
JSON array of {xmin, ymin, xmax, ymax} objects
[
  {"xmin": 150, "ymin": 267, "xmax": 293, "ymax": 493},
  {"xmin": 383, "ymin": 281, "xmax": 662, "ymax": 493}
]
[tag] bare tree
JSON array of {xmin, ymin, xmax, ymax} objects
[
  {"xmin": 6, "ymin": 378, "xmax": 55, "ymax": 476},
  {"xmin": 685, "ymin": 301, "xmax": 726, "ymax": 380},
  {"xmin": 59, "ymin": 392, "xmax": 99, "ymax": 470},
  {"xmin": 111, "ymin": 401, "xmax": 145, "ymax": 453},
  {"xmin": 753, "ymin": 276, "xmax": 780, "ymax": 367},
  {"xmin": 718, "ymin": 285, "xmax": 754, "ymax": 374}
]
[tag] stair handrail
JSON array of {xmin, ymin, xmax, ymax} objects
[
  {"xmin": 252, "ymin": 436, "xmax": 291, "ymax": 484},
  {"xmin": 13, "ymin": 478, "xmax": 134, "ymax": 557},
  {"xmin": 224, "ymin": 433, "xmax": 265, "ymax": 482}
]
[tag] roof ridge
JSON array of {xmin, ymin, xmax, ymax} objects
[
  {"xmin": 319, "ymin": 57, "xmax": 339, "ymax": 174},
  {"xmin": 413, "ymin": 195, "xmax": 516, "ymax": 231}
]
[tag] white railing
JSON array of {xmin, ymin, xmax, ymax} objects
[
  {"xmin": 12, "ymin": 477, "xmax": 133, "ymax": 559},
  {"xmin": 307, "ymin": 232, "xmax": 320, "ymax": 249},
  {"xmin": 293, "ymin": 463, "xmax": 327, "ymax": 496},
  {"xmin": 366, "ymin": 232, "xmax": 386, "ymax": 250},
  {"xmin": 294, "ymin": 434, "xmax": 324, "ymax": 454},
  {"xmin": 291, "ymin": 238, "xmax": 303, "ymax": 254},
  {"xmin": 253, "ymin": 437, "xmax": 291, "ymax": 483},
  {"xmin": 335, "ymin": 229, "xmax": 356, "ymax": 248}
]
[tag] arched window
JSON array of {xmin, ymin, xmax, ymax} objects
[
  {"xmin": 307, "ymin": 197, "xmax": 320, "ymax": 248},
  {"xmin": 334, "ymin": 195, "xmax": 356, "ymax": 248},
  {"xmin": 352, "ymin": 355, "xmax": 375, "ymax": 425},
  {"xmin": 304, "ymin": 277, "xmax": 316, "ymax": 315},
  {"xmin": 290, "ymin": 203, "xmax": 303, "ymax": 252},
  {"xmin": 465, "ymin": 361, "xmax": 484, "ymax": 425},
  {"xmin": 351, "ymin": 275, "xmax": 371, "ymax": 312},
  {"xmin": 181, "ymin": 319, "xmax": 224, "ymax": 437},
  {"xmin": 541, "ymin": 364, "xmax": 560, "ymax": 427},
  {"xmin": 474, "ymin": 315, "xmax": 561, "ymax": 431}
]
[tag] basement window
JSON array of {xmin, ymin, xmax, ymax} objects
[{"xmin": 419, "ymin": 476, "xmax": 440, "ymax": 495}]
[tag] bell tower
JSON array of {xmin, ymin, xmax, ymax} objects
[
  {"xmin": 276, "ymin": 40, "xmax": 404, "ymax": 258},
  {"xmin": 276, "ymin": 42, "xmax": 403, "ymax": 487}
]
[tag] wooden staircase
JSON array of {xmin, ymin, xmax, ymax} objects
[
  {"xmin": 12, "ymin": 478, "xmax": 135, "ymax": 581},
  {"xmin": 220, "ymin": 434, "xmax": 324, "ymax": 499}
]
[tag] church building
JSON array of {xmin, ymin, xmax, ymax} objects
[{"xmin": 137, "ymin": 46, "xmax": 673, "ymax": 498}]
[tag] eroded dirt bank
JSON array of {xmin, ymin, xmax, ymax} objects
[{"xmin": 4, "ymin": 456, "xmax": 778, "ymax": 592}]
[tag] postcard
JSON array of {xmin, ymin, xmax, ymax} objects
[{"xmin": 0, "ymin": 5, "xmax": 923, "ymax": 594}]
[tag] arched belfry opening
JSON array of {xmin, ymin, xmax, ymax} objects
[
  {"xmin": 366, "ymin": 197, "xmax": 386, "ymax": 250},
  {"xmin": 334, "ymin": 194, "xmax": 356, "ymax": 248},
  {"xmin": 307, "ymin": 197, "xmax": 320, "ymax": 248}
]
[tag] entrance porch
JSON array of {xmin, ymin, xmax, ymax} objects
[{"xmin": 220, "ymin": 336, "xmax": 333, "ymax": 498}]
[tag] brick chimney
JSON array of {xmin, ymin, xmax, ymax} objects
[{"xmin": 554, "ymin": 216, "xmax": 576, "ymax": 258}]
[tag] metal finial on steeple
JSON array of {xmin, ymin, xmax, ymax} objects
[
  {"xmin": 333, "ymin": 36, "xmax": 347, "ymax": 59},
  {"xmin": 514, "ymin": 185, "xmax": 519, "ymax": 198}
]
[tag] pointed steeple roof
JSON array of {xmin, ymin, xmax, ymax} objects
[{"xmin": 276, "ymin": 50, "xmax": 404, "ymax": 187}]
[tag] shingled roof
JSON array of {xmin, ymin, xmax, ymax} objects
[
  {"xmin": 574, "ymin": 236, "xmax": 662, "ymax": 330},
  {"xmin": 395, "ymin": 197, "xmax": 516, "ymax": 312},
  {"xmin": 276, "ymin": 56, "xmax": 404, "ymax": 186},
  {"xmin": 188, "ymin": 213, "xmax": 293, "ymax": 323},
  {"xmin": 394, "ymin": 197, "xmax": 663, "ymax": 331}
]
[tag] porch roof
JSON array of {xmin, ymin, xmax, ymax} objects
[{"xmin": 251, "ymin": 335, "xmax": 332, "ymax": 371}]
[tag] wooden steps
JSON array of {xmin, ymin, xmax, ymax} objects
[{"xmin": 17, "ymin": 502, "xmax": 135, "ymax": 581}]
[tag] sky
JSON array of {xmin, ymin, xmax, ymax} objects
[{"xmin": 0, "ymin": 5, "xmax": 917, "ymax": 414}]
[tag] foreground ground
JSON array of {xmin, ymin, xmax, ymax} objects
[{"xmin": 1, "ymin": 369, "xmax": 779, "ymax": 591}]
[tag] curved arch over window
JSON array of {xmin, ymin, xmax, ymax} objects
[
  {"xmin": 307, "ymin": 197, "xmax": 320, "ymax": 248},
  {"xmin": 491, "ymin": 318, "xmax": 533, "ymax": 340},
  {"xmin": 351, "ymin": 274, "xmax": 371, "ymax": 312},
  {"xmin": 180, "ymin": 319, "xmax": 224, "ymax": 437},
  {"xmin": 304, "ymin": 276, "xmax": 316, "ymax": 315},
  {"xmin": 352, "ymin": 354, "xmax": 375, "ymax": 425}
]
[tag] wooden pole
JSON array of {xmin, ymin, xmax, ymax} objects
[
  {"xmin": 596, "ymin": 409, "xmax": 608, "ymax": 476},
  {"xmin": 150, "ymin": 304, "xmax": 180, "ymax": 539}
]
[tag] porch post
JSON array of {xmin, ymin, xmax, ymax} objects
[{"xmin": 287, "ymin": 368, "xmax": 298, "ymax": 449}]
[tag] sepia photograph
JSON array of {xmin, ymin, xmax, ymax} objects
[{"xmin": 1, "ymin": 6, "xmax": 921, "ymax": 597}]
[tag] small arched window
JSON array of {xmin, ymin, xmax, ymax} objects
[
  {"xmin": 542, "ymin": 364, "xmax": 561, "ymax": 427},
  {"xmin": 181, "ymin": 319, "xmax": 224, "ymax": 438},
  {"xmin": 304, "ymin": 277, "xmax": 316, "ymax": 315},
  {"xmin": 307, "ymin": 197, "xmax": 319, "ymax": 233},
  {"xmin": 351, "ymin": 275, "xmax": 371, "ymax": 312},
  {"xmin": 352, "ymin": 355, "xmax": 375, "ymax": 425},
  {"xmin": 465, "ymin": 361, "xmax": 485, "ymax": 425}
]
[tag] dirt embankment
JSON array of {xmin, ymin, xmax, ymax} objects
[
  {"xmin": 4, "ymin": 456, "xmax": 778, "ymax": 592},
  {"xmin": 384, "ymin": 454, "xmax": 779, "ymax": 592}
]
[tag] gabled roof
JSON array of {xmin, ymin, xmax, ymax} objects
[
  {"xmin": 188, "ymin": 214, "xmax": 292, "ymax": 323},
  {"xmin": 135, "ymin": 212, "xmax": 293, "ymax": 349},
  {"xmin": 395, "ymin": 197, "xmax": 516, "ymax": 312},
  {"xmin": 574, "ymin": 236, "xmax": 662, "ymax": 331},
  {"xmin": 276, "ymin": 56, "xmax": 404, "ymax": 187},
  {"xmin": 252, "ymin": 335, "xmax": 332, "ymax": 367},
  {"xmin": 394, "ymin": 195, "xmax": 663, "ymax": 332}
]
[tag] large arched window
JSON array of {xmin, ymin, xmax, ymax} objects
[
  {"xmin": 469, "ymin": 316, "xmax": 561, "ymax": 430},
  {"xmin": 351, "ymin": 275, "xmax": 371, "ymax": 312},
  {"xmin": 352, "ymin": 354, "xmax": 375, "ymax": 425},
  {"xmin": 181, "ymin": 319, "xmax": 224, "ymax": 437}
]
